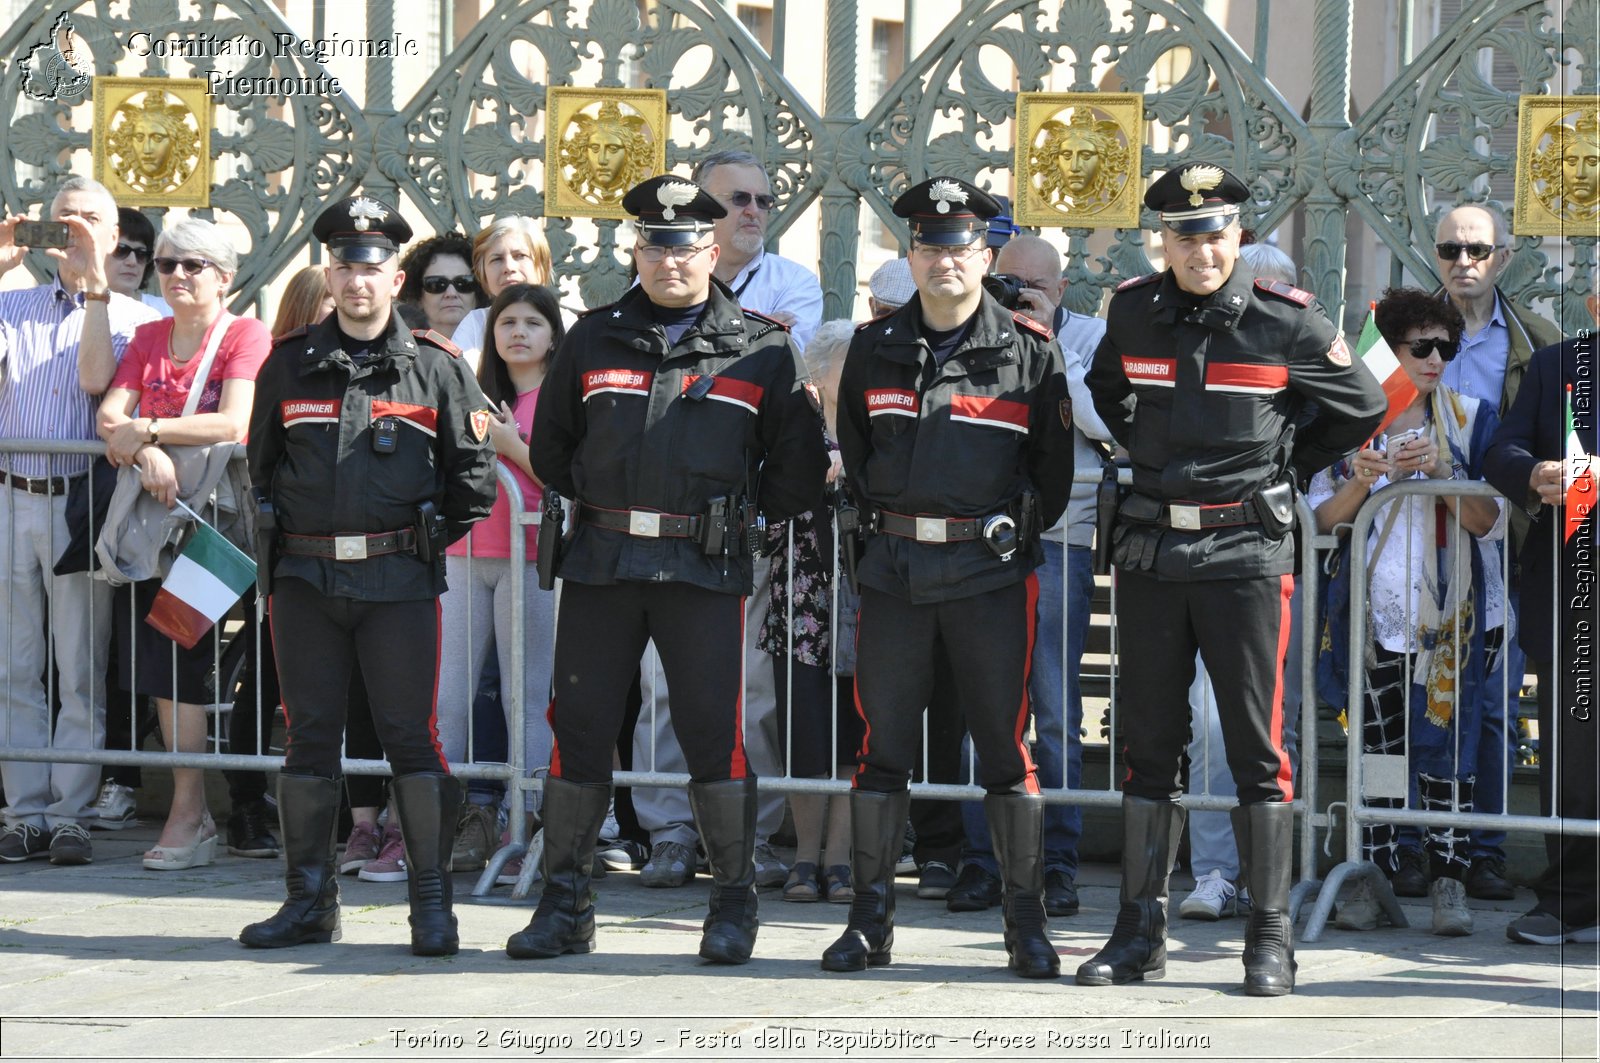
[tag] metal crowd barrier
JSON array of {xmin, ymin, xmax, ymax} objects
[{"xmin": 1299, "ymin": 477, "xmax": 1600, "ymax": 942}]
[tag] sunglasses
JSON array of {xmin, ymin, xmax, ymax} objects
[
  {"xmin": 420, "ymin": 274, "xmax": 477, "ymax": 294},
  {"xmin": 153, "ymin": 256, "xmax": 216, "ymax": 276},
  {"xmin": 110, "ymin": 243, "xmax": 150, "ymax": 264},
  {"xmin": 1435, "ymin": 241, "xmax": 1503, "ymax": 262},
  {"xmin": 1400, "ymin": 337, "xmax": 1459, "ymax": 362},
  {"xmin": 720, "ymin": 190, "xmax": 778, "ymax": 211}
]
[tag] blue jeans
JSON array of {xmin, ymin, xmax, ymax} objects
[{"xmin": 960, "ymin": 541, "xmax": 1087, "ymax": 878}]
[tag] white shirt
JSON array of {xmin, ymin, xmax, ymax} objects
[
  {"xmin": 720, "ymin": 247, "xmax": 823, "ymax": 352},
  {"xmin": 1048, "ymin": 308, "xmax": 1110, "ymax": 547}
]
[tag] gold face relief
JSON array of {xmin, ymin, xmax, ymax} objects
[
  {"xmin": 94, "ymin": 78, "xmax": 211, "ymax": 208},
  {"xmin": 1515, "ymin": 95, "xmax": 1600, "ymax": 237},
  {"xmin": 1015, "ymin": 93, "xmax": 1143, "ymax": 229},
  {"xmin": 546, "ymin": 88, "xmax": 668, "ymax": 219}
]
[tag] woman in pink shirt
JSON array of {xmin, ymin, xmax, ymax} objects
[
  {"xmin": 96, "ymin": 218, "xmax": 270, "ymax": 871},
  {"xmin": 438, "ymin": 284, "xmax": 561, "ymax": 865}
]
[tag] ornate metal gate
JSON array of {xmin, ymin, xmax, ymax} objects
[{"xmin": 0, "ymin": 0, "xmax": 1593, "ymax": 334}]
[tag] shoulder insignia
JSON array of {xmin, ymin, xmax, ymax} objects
[
  {"xmin": 271, "ymin": 324, "xmax": 309, "ymax": 347},
  {"xmin": 1325, "ymin": 333, "xmax": 1352, "ymax": 367},
  {"xmin": 856, "ymin": 308, "xmax": 900, "ymax": 332},
  {"xmin": 744, "ymin": 308, "xmax": 790, "ymax": 331},
  {"xmin": 468, "ymin": 409, "xmax": 492, "ymax": 443},
  {"xmin": 1115, "ymin": 272, "xmax": 1161, "ymax": 292},
  {"xmin": 412, "ymin": 328, "xmax": 463, "ymax": 357},
  {"xmin": 579, "ymin": 302, "xmax": 619, "ymax": 319},
  {"xmin": 1255, "ymin": 279, "xmax": 1313, "ymax": 306},
  {"xmin": 1012, "ymin": 311, "xmax": 1053, "ymax": 339}
]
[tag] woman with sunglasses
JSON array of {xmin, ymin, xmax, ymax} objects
[
  {"xmin": 398, "ymin": 233, "xmax": 484, "ymax": 339},
  {"xmin": 96, "ymin": 218, "xmax": 272, "ymax": 871},
  {"xmin": 451, "ymin": 218, "xmax": 563, "ymax": 369},
  {"xmin": 108, "ymin": 207, "xmax": 170, "ymax": 316},
  {"xmin": 1310, "ymin": 286, "xmax": 1506, "ymax": 937}
]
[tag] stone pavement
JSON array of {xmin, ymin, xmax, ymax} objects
[{"xmin": 0, "ymin": 822, "xmax": 1596, "ymax": 1062}]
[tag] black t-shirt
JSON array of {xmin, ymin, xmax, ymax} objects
[
  {"xmin": 338, "ymin": 324, "xmax": 391, "ymax": 366},
  {"xmin": 921, "ymin": 317, "xmax": 975, "ymax": 366},
  {"xmin": 650, "ymin": 300, "xmax": 707, "ymax": 347}
]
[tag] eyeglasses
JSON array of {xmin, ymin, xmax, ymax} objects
[
  {"xmin": 1399, "ymin": 337, "xmax": 1459, "ymax": 362},
  {"xmin": 153, "ymin": 256, "xmax": 216, "ymax": 276},
  {"xmin": 1435, "ymin": 241, "xmax": 1503, "ymax": 262},
  {"xmin": 420, "ymin": 274, "xmax": 477, "ymax": 294},
  {"xmin": 910, "ymin": 240, "xmax": 987, "ymax": 261},
  {"xmin": 718, "ymin": 190, "xmax": 778, "ymax": 211},
  {"xmin": 634, "ymin": 242, "xmax": 713, "ymax": 265},
  {"xmin": 110, "ymin": 243, "xmax": 149, "ymax": 264}
]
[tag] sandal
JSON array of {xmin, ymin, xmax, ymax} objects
[
  {"xmin": 782, "ymin": 861, "xmax": 821, "ymax": 902},
  {"xmin": 824, "ymin": 864, "xmax": 853, "ymax": 904}
]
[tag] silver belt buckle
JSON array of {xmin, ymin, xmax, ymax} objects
[
  {"xmin": 915, "ymin": 517, "xmax": 948, "ymax": 543},
  {"xmin": 334, "ymin": 535, "xmax": 369, "ymax": 560},
  {"xmin": 1168, "ymin": 504, "xmax": 1201, "ymax": 531},
  {"xmin": 630, "ymin": 511, "xmax": 662, "ymax": 538}
]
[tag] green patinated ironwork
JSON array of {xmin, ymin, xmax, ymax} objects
[{"xmin": 0, "ymin": 0, "xmax": 1592, "ymax": 332}]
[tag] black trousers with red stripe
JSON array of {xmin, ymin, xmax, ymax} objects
[
  {"xmin": 549, "ymin": 580, "xmax": 747, "ymax": 785},
  {"xmin": 1115, "ymin": 569, "xmax": 1294, "ymax": 805},
  {"xmin": 269, "ymin": 576, "xmax": 448, "ymax": 779},
  {"xmin": 851, "ymin": 577, "xmax": 1039, "ymax": 795}
]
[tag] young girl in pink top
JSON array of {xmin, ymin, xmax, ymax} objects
[{"xmin": 438, "ymin": 285, "xmax": 562, "ymax": 855}]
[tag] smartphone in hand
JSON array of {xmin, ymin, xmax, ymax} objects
[{"xmin": 14, "ymin": 220, "xmax": 70, "ymax": 248}]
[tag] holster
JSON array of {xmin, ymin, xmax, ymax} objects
[
  {"xmin": 829, "ymin": 483, "xmax": 862, "ymax": 596},
  {"xmin": 1093, "ymin": 465, "xmax": 1127, "ymax": 575},
  {"xmin": 412, "ymin": 500, "xmax": 443, "ymax": 565},
  {"xmin": 536, "ymin": 489, "xmax": 565, "ymax": 591},
  {"xmin": 255, "ymin": 499, "xmax": 277, "ymax": 596}
]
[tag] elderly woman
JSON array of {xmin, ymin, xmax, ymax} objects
[
  {"xmin": 450, "ymin": 217, "xmax": 557, "ymax": 368},
  {"xmin": 97, "ymin": 218, "xmax": 272, "ymax": 871},
  {"xmin": 1311, "ymin": 286, "xmax": 1505, "ymax": 937},
  {"xmin": 398, "ymin": 232, "xmax": 483, "ymax": 339}
]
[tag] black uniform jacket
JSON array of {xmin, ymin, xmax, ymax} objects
[
  {"xmin": 1086, "ymin": 266, "xmax": 1385, "ymax": 581},
  {"xmin": 1483, "ymin": 336, "xmax": 1596, "ymax": 663},
  {"xmin": 247, "ymin": 310, "xmax": 498, "ymax": 601},
  {"xmin": 837, "ymin": 291, "xmax": 1074, "ymax": 605},
  {"xmin": 530, "ymin": 279, "xmax": 827, "ymax": 596}
]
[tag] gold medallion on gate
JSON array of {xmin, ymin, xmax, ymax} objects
[
  {"xmin": 1513, "ymin": 95, "xmax": 1600, "ymax": 237},
  {"xmin": 546, "ymin": 88, "xmax": 669, "ymax": 220},
  {"xmin": 1015, "ymin": 93, "xmax": 1143, "ymax": 229},
  {"xmin": 94, "ymin": 78, "xmax": 211, "ymax": 208}
]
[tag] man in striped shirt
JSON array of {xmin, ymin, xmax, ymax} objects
[{"xmin": 0, "ymin": 176, "xmax": 158, "ymax": 865}]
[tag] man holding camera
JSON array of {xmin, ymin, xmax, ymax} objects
[
  {"xmin": 241, "ymin": 194, "xmax": 497, "ymax": 957},
  {"xmin": 1080, "ymin": 163, "xmax": 1384, "ymax": 995},
  {"xmin": 824, "ymin": 177, "xmax": 1073, "ymax": 979},
  {"xmin": 513, "ymin": 176, "xmax": 825, "ymax": 966}
]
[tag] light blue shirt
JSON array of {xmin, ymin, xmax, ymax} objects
[
  {"xmin": 1049, "ymin": 307, "xmax": 1110, "ymax": 546},
  {"xmin": 1442, "ymin": 293, "xmax": 1510, "ymax": 408}
]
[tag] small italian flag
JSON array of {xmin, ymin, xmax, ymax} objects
[
  {"xmin": 1355, "ymin": 305, "xmax": 1416, "ymax": 435},
  {"xmin": 145, "ymin": 511, "xmax": 256, "ymax": 650},
  {"xmin": 1565, "ymin": 384, "xmax": 1596, "ymax": 545}
]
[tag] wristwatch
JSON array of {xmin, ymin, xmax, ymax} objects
[
  {"xmin": 82, "ymin": 290, "xmax": 110, "ymax": 303},
  {"xmin": 147, "ymin": 418, "xmax": 160, "ymax": 445}
]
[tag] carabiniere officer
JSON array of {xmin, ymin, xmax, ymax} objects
[
  {"xmin": 513, "ymin": 176, "xmax": 826, "ymax": 966},
  {"xmin": 241, "ymin": 194, "xmax": 498, "ymax": 957},
  {"xmin": 824, "ymin": 177, "xmax": 1075, "ymax": 979},
  {"xmin": 1080, "ymin": 163, "xmax": 1384, "ymax": 995}
]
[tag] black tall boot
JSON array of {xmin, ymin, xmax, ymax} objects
[
  {"xmin": 821, "ymin": 790, "xmax": 910, "ymax": 972},
  {"xmin": 987, "ymin": 793, "xmax": 1060, "ymax": 979},
  {"xmin": 1075, "ymin": 795, "xmax": 1184, "ymax": 985},
  {"xmin": 690, "ymin": 777, "xmax": 760, "ymax": 964},
  {"xmin": 1241, "ymin": 801, "xmax": 1297, "ymax": 996},
  {"xmin": 239, "ymin": 774, "xmax": 341, "ymax": 948},
  {"xmin": 392, "ymin": 772, "xmax": 462, "ymax": 957},
  {"xmin": 506, "ymin": 777, "xmax": 610, "ymax": 959}
]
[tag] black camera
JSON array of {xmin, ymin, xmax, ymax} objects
[{"xmin": 982, "ymin": 273, "xmax": 1025, "ymax": 310}]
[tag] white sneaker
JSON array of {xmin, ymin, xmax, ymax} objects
[
  {"xmin": 89, "ymin": 782, "xmax": 137, "ymax": 831},
  {"xmin": 1336, "ymin": 876, "xmax": 1385, "ymax": 931},
  {"xmin": 752, "ymin": 841, "xmax": 789, "ymax": 889},
  {"xmin": 1180, "ymin": 868, "xmax": 1239, "ymax": 921},
  {"xmin": 1431, "ymin": 877, "xmax": 1473, "ymax": 936}
]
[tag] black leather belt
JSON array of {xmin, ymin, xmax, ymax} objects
[
  {"xmin": 579, "ymin": 504, "xmax": 702, "ymax": 539},
  {"xmin": 280, "ymin": 528, "xmax": 417, "ymax": 561},
  {"xmin": 0, "ymin": 470, "xmax": 84, "ymax": 495},
  {"xmin": 877, "ymin": 509, "xmax": 983, "ymax": 543},
  {"xmin": 1154, "ymin": 500, "xmax": 1258, "ymax": 530}
]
